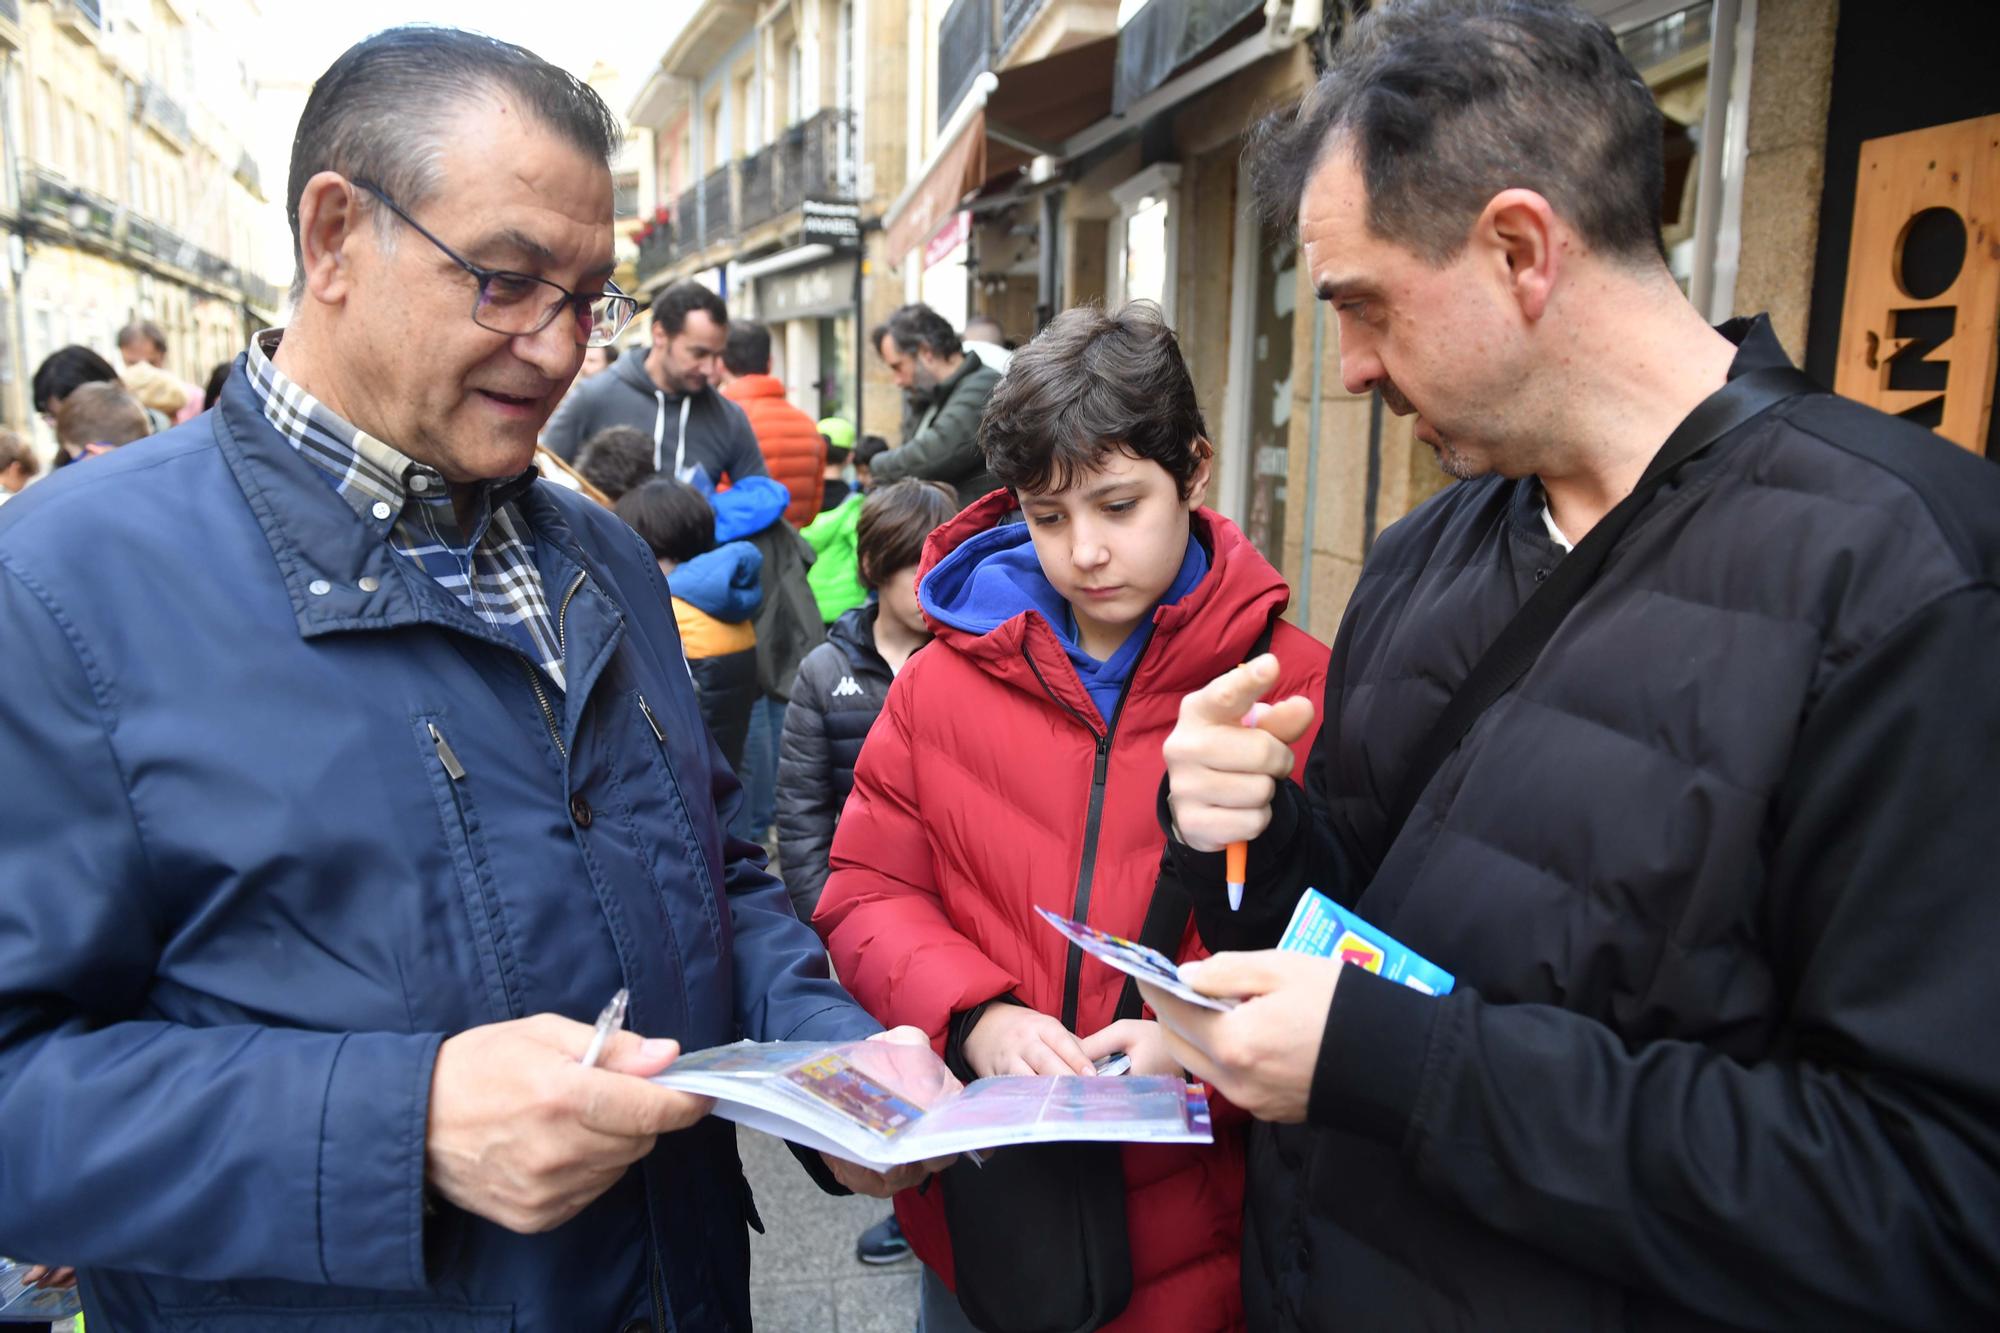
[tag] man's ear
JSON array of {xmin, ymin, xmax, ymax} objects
[
  {"xmin": 1183, "ymin": 442, "xmax": 1214, "ymax": 509},
  {"xmin": 294, "ymin": 172, "xmax": 363, "ymax": 308},
  {"xmin": 1478, "ymin": 188, "xmax": 1560, "ymax": 323}
]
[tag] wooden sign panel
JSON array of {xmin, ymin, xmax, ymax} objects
[{"xmin": 1834, "ymin": 114, "xmax": 2000, "ymax": 454}]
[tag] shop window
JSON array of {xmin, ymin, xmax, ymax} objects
[{"xmin": 1108, "ymin": 163, "xmax": 1181, "ymax": 322}]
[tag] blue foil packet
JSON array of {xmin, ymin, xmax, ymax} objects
[{"xmin": 1278, "ymin": 889, "xmax": 1455, "ymax": 995}]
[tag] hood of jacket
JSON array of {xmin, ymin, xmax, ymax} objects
[
  {"xmin": 720, "ymin": 373, "xmax": 787, "ymax": 403},
  {"xmin": 914, "ymin": 489, "xmax": 1286, "ymax": 721},
  {"xmin": 708, "ymin": 474, "xmax": 791, "ymax": 542},
  {"xmin": 669, "ymin": 540, "xmax": 763, "ymax": 623}
]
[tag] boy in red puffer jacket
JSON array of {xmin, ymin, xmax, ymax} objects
[{"xmin": 815, "ymin": 302, "xmax": 1328, "ymax": 1332}]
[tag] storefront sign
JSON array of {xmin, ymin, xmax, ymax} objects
[
  {"xmin": 757, "ymin": 257, "xmax": 855, "ymax": 323},
  {"xmin": 802, "ymin": 199, "xmax": 863, "ymax": 251},
  {"xmin": 925, "ymin": 211, "xmax": 973, "ymax": 272},
  {"xmin": 1834, "ymin": 113, "xmax": 2000, "ymax": 454}
]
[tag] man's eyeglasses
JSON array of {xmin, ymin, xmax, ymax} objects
[{"xmin": 351, "ymin": 179, "xmax": 638, "ymax": 349}]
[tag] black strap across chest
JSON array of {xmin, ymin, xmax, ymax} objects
[{"xmin": 1383, "ymin": 365, "xmax": 1819, "ymax": 845}]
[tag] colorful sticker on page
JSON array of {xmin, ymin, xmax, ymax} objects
[
  {"xmin": 783, "ymin": 1054, "xmax": 926, "ymax": 1138},
  {"xmin": 1033, "ymin": 906, "xmax": 1238, "ymax": 1012}
]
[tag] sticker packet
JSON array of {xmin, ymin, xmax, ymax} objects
[{"xmin": 1277, "ymin": 889, "xmax": 1455, "ymax": 995}]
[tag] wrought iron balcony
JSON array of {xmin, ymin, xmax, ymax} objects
[
  {"xmin": 999, "ymin": 0, "xmax": 1046, "ymax": 56},
  {"xmin": 637, "ymin": 226, "xmax": 676, "ymax": 286},
  {"xmin": 699, "ymin": 164, "xmax": 734, "ymax": 250},
  {"xmin": 140, "ymin": 79, "xmax": 191, "ymax": 147},
  {"xmin": 737, "ymin": 108, "xmax": 858, "ymax": 233},
  {"xmin": 938, "ymin": 0, "xmax": 993, "ymax": 130},
  {"xmin": 671, "ymin": 184, "xmax": 701, "ymax": 259}
]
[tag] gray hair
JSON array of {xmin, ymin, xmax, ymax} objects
[
  {"xmin": 117, "ymin": 320, "xmax": 167, "ymax": 354},
  {"xmin": 286, "ymin": 26, "xmax": 621, "ymax": 303}
]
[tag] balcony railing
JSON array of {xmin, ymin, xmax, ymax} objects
[
  {"xmin": 999, "ymin": 0, "xmax": 1046, "ymax": 56},
  {"xmin": 938, "ymin": 0, "xmax": 993, "ymax": 130},
  {"xmin": 140, "ymin": 79, "xmax": 191, "ymax": 147},
  {"xmin": 699, "ymin": 164, "xmax": 734, "ymax": 250},
  {"xmin": 28, "ymin": 166, "xmax": 281, "ymax": 302},
  {"xmin": 637, "ymin": 227, "xmax": 676, "ymax": 286},
  {"xmin": 737, "ymin": 108, "xmax": 858, "ymax": 233},
  {"xmin": 670, "ymin": 184, "xmax": 701, "ymax": 260}
]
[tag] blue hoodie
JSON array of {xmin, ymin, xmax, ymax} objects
[
  {"xmin": 920, "ymin": 520, "xmax": 1209, "ymax": 724},
  {"xmin": 703, "ymin": 473, "xmax": 791, "ymax": 543},
  {"xmin": 669, "ymin": 540, "xmax": 764, "ymax": 622}
]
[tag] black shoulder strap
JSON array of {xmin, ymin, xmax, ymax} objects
[
  {"xmin": 1113, "ymin": 609, "xmax": 1284, "ymax": 1020},
  {"xmin": 1383, "ymin": 365, "xmax": 1817, "ymax": 843}
]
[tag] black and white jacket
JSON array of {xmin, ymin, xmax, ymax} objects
[{"xmin": 776, "ymin": 603, "xmax": 898, "ymax": 921}]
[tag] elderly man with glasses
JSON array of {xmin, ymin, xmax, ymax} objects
[{"xmin": 0, "ymin": 28, "xmax": 935, "ymax": 1333}]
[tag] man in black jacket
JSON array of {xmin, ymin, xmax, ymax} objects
[{"xmin": 1144, "ymin": 2, "xmax": 2000, "ymax": 1329}]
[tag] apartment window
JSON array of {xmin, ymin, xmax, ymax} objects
[
  {"xmin": 734, "ymin": 64, "xmax": 758, "ymax": 154},
  {"xmin": 704, "ymin": 93, "xmax": 723, "ymax": 172},
  {"xmin": 786, "ymin": 39, "xmax": 804, "ymax": 125},
  {"xmin": 34, "ymin": 82, "xmax": 53, "ymax": 165}
]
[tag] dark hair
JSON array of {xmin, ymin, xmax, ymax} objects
[
  {"xmin": 117, "ymin": 320, "xmax": 168, "ymax": 354},
  {"xmin": 981, "ymin": 302, "xmax": 1208, "ymax": 498},
  {"xmin": 287, "ymin": 26, "xmax": 620, "ymax": 302},
  {"xmin": 617, "ymin": 478, "xmax": 716, "ymax": 566},
  {"xmin": 32, "ymin": 345, "xmax": 119, "ymax": 415},
  {"xmin": 1250, "ymin": 0, "xmax": 1665, "ymax": 265},
  {"xmin": 55, "ymin": 382, "xmax": 150, "ymax": 450},
  {"xmin": 857, "ymin": 478, "xmax": 956, "ymax": 588},
  {"xmin": 652, "ymin": 280, "xmax": 729, "ymax": 337},
  {"xmin": 574, "ymin": 425, "xmax": 658, "ymax": 501},
  {"xmin": 853, "ymin": 434, "xmax": 891, "ymax": 469},
  {"xmin": 824, "ymin": 442, "xmax": 851, "ymax": 465},
  {"xmin": 722, "ymin": 320, "xmax": 772, "ymax": 376},
  {"xmin": 203, "ymin": 362, "xmax": 231, "ymax": 412},
  {"xmin": 876, "ymin": 304, "xmax": 961, "ymax": 360}
]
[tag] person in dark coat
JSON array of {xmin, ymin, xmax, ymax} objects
[
  {"xmin": 776, "ymin": 477, "xmax": 956, "ymax": 1270},
  {"xmin": 616, "ymin": 477, "xmax": 763, "ymax": 771},
  {"xmin": 776, "ymin": 478, "xmax": 956, "ymax": 920},
  {"xmin": 0, "ymin": 28, "xmax": 936, "ymax": 1331},
  {"xmin": 868, "ymin": 304, "xmax": 1002, "ymax": 509},
  {"xmin": 1145, "ymin": 4, "xmax": 2000, "ymax": 1331}
]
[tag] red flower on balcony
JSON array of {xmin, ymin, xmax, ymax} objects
[{"xmin": 654, "ymin": 205, "xmax": 671, "ymax": 225}]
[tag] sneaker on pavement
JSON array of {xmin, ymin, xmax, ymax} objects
[{"xmin": 855, "ymin": 1213, "xmax": 909, "ymax": 1265}]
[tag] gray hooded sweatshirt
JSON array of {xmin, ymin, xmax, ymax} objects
[{"xmin": 542, "ymin": 349, "xmax": 767, "ymax": 485}]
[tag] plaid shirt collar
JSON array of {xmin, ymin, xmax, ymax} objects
[{"xmin": 245, "ymin": 330, "xmax": 567, "ymax": 690}]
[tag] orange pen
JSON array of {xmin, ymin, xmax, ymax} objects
[{"xmin": 1226, "ymin": 697, "xmax": 1273, "ymax": 912}]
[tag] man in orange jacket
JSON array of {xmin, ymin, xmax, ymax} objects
[{"xmin": 719, "ymin": 322, "xmax": 827, "ymax": 528}]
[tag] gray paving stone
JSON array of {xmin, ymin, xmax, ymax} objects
[{"xmin": 741, "ymin": 1127, "xmax": 919, "ymax": 1330}]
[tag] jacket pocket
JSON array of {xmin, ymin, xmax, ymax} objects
[{"xmin": 414, "ymin": 715, "xmax": 524, "ymax": 1022}]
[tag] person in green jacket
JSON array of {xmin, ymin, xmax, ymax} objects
[{"xmin": 801, "ymin": 434, "xmax": 889, "ymax": 623}]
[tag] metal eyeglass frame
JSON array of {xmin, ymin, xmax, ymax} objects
[{"xmin": 350, "ymin": 178, "xmax": 638, "ymax": 349}]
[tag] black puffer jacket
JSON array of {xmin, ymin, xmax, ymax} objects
[
  {"xmin": 775, "ymin": 603, "xmax": 894, "ymax": 919},
  {"xmin": 1171, "ymin": 318, "xmax": 2000, "ymax": 1330}
]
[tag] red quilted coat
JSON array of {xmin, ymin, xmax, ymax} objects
[
  {"xmin": 816, "ymin": 492, "xmax": 1328, "ymax": 1331},
  {"xmin": 722, "ymin": 373, "xmax": 827, "ymax": 527}
]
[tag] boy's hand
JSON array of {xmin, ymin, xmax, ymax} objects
[
  {"xmin": 1164, "ymin": 655, "xmax": 1316, "ymax": 853},
  {"xmin": 1079, "ymin": 1019, "xmax": 1184, "ymax": 1078},
  {"xmin": 964, "ymin": 1005, "xmax": 1094, "ymax": 1078}
]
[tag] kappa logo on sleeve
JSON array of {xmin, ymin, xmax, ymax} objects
[
  {"xmin": 1334, "ymin": 930, "xmax": 1386, "ymax": 974},
  {"xmin": 832, "ymin": 677, "xmax": 864, "ymax": 698}
]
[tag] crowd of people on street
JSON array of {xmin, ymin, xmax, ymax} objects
[{"xmin": 2, "ymin": 3, "xmax": 1998, "ymax": 1331}]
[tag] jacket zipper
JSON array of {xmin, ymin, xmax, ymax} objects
[
  {"xmin": 428, "ymin": 722, "xmax": 466, "ymax": 780},
  {"xmin": 639, "ymin": 693, "xmax": 666, "ymax": 743},
  {"xmin": 520, "ymin": 569, "xmax": 589, "ymax": 760},
  {"xmin": 1020, "ymin": 643, "xmax": 1142, "ymax": 1032}
]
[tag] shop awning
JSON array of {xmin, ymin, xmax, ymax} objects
[
  {"xmin": 883, "ymin": 37, "xmax": 1119, "ymax": 266},
  {"xmin": 1113, "ymin": 0, "xmax": 1267, "ymax": 113}
]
